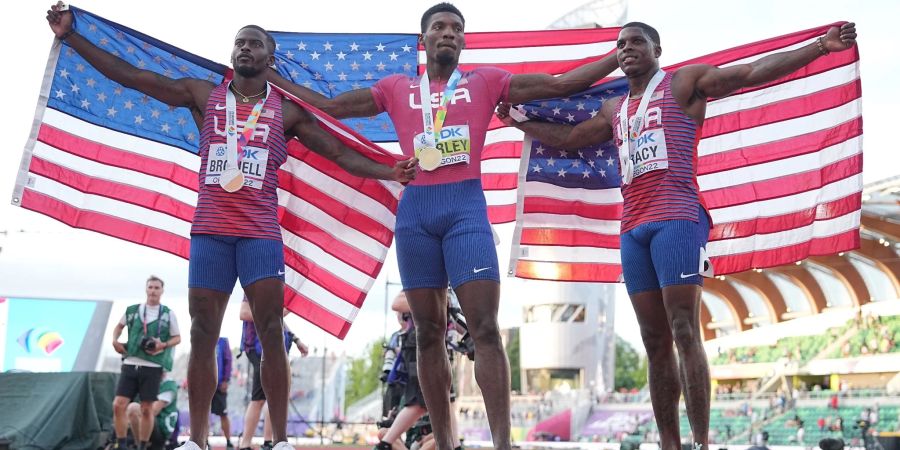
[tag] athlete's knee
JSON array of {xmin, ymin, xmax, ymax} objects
[
  {"xmin": 469, "ymin": 321, "xmax": 502, "ymax": 349},
  {"xmin": 670, "ymin": 315, "xmax": 699, "ymax": 349},
  {"xmin": 190, "ymin": 322, "xmax": 219, "ymax": 352},
  {"xmin": 253, "ymin": 318, "xmax": 285, "ymax": 353},
  {"xmin": 415, "ymin": 320, "xmax": 445, "ymax": 350},
  {"xmin": 640, "ymin": 327, "xmax": 673, "ymax": 358}
]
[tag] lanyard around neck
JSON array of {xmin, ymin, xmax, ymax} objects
[
  {"xmin": 225, "ymin": 82, "xmax": 270, "ymax": 170},
  {"xmin": 419, "ymin": 69, "xmax": 463, "ymax": 147},
  {"xmin": 618, "ymin": 70, "xmax": 666, "ymax": 184}
]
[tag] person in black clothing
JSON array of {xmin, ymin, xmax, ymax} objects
[{"xmin": 374, "ymin": 291, "xmax": 467, "ymax": 450}]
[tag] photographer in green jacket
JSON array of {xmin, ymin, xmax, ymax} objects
[{"xmin": 111, "ymin": 275, "xmax": 182, "ymax": 450}]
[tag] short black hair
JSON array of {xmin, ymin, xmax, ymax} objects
[
  {"xmin": 239, "ymin": 25, "xmax": 277, "ymax": 55},
  {"xmin": 421, "ymin": 3, "xmax": 465, "ymax": 34},
  {"xmin": 622, "ymin": 21, "xmax": 660, "ymax": 47}
]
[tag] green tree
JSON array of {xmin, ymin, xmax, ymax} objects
[
  {"xmin": 506, "ymin": 328, "xmax": 521, "ymax": 392},
  {"xmin": 614, "ymin": 336, "xmax": 648, "ymax": 390},
  {"xmin": 345, "ymin": 338, "xmax": 385, "ymax": 406}
]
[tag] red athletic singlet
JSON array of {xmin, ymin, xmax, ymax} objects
[
  {"xmin": 613, "ymin": 72, "xmax": 709, "ymax": 233},
  {"xmin": 191, "ymin": 83, "xmax": 288, "ymax": 240}
]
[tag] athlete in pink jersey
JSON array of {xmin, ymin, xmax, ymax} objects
[
  {"xmin": 497, "ymin": 21, "xmax": 857, "ymax": 450},
  {"xmin": 46, "ymin": 6, "xmax": 416, "ymax": 450},
  {"xmin": 268, "ymin": 4, "xmax": 618, "ymax": 450}
]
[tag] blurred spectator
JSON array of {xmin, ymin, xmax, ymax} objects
[{"xmin": 819, "ymin": 438, "xmax": 844, "ymax": 450}]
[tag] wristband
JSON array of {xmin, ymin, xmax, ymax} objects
[
  {"xmin": 816, "ymin": 37, "xmax": 830, "ymax": 56},
  {"xmin": 59, "ymin": 29, "xmax": 76, "ymax": 42}
]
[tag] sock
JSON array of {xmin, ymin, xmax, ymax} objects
[
  {"xmin": 116, "ymin": 438, "xmax": 128, "ymax": 449},
  {"xmin": 375, "ymin": 441, "xmax": 392, "ymax": 450},
  {"xmin": 140, "ymin": 441, "xmax": 150, "ymax": 450}
]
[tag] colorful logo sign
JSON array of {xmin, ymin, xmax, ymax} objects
[{"xmin": 17, "ymin": 327, "xmax": 65, "ymax": 355}]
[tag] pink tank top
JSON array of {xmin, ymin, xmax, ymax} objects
[{"xmin": 371, "ymin": 67, "xmax": 512, "ymax": 186}]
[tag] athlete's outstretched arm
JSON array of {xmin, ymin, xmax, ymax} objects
[
  {"xmin": 506, "ymin": 52, "xmax": 619, "ymax": 104},
  {"xmin": 267, "ymin": 69, "xmax": 380, "ymax": 119},
  {"xmin": 496, "ymin": 100, "xmax": 616, "ymax": 149},
  {"xmin": 688, "ymin": 23, "xmax": 857, "ymax": 99},
  {"xmin": 284, "ymin": 102, "xmax": 417, "ymax": 182},
  {"xmin": 46, "ymin": 3, "xmax": 211, "ymax": 112}
]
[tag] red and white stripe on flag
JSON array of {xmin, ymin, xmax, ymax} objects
[
  {"xmin": 14, "ymin": 43, "xmax": 403, "ymax": 339},
  {"xmin": 511, "ymin": 23, "xmax": 863, "ymax": 282}
]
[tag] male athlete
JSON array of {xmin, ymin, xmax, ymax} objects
[
  {"xmin": 496, "ymin": 21, "xmax": 857, "ymax": 450},
  {"xmin": 267, "ymin": 4, "xmax": 618, "ymax": 449},
  {"xmin": 46, "ymin": 4, "xmax": 417, "ymax": 450}
]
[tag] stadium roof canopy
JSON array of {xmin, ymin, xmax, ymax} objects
[{"xmin": 701, "ymin": 176, "xmax": 900, "ymax": 340}]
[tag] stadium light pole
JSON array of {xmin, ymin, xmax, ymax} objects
[{"xmin": 384, "ymin": 280, "xmax": 402, "ymax": 341}]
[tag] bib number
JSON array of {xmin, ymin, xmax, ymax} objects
[
  {"xmin": 205, "ymin": 144, "xmax": 269, "ymax": 189},
  {"xmin": 413, "ymin": 124, "xmax": 471, "ymax": 169},
  {"xmin": 628, "ymin": 128, "xmax": 668, "ymax": 179}
]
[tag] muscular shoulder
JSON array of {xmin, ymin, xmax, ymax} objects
[
  {"xmin": 670, "ymin": 65, "xmax": 714, "ymax": 101},
  {"xmin": 467, "ymin": 66, "xmax": 512, "ymax": 83},
  {"xmin": 601, "ymin": 94, "xmax": 623, "ymax": 121},
  {"xmin": 280, "ymin": 96, "xmax": 314, "ymax": 137},
  {"xmin": 373, "ymin": 73, "xmax": 411, "ymax": 92},
  {"xmin": 185, "ymin": 78, "xmax": 217, "ymax": 110}
]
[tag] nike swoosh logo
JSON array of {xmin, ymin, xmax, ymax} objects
[
  {"xmin": 277, "ymin": 270, "xmax": 285, "ymax": 276},
  {"xmin": 680, "ymin": 272, "xmax": 698, "ymax": 279},
  {"xmin": 473, "ymin": 267, "xmax": 492, "ymax": 274},
  {"xmin": 215, "ymin": 104, "xmax": 226, "ymax": 110}
]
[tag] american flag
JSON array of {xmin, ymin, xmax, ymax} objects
[
  {"xmin": 509, "ymin": 22, "xmax": 862, "ymax": 282},
  {"xmin": 271, "ymin": 28, "xmax": 622, "ymax": 223},
  {"xmin": 13, "ymin": 7, "xmax": 619, "ymax": 338},
  {"xmin": 12, "ymin": 7, "xmax": 404, "ymax": 338}
]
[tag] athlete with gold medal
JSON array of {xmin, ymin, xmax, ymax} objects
[
  {"xmin": 267, "ymin": 4, "xmax": 618, "ymax": 450},
  {"xmin": 45, "ymin": 4, "xmax": 417, "ymax": 450}
]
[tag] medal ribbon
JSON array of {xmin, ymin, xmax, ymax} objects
[
  {"xmin": 419, "ymin": 69, "xmax": 463, "ymax": 148},
  {"xmin": 225, "ymin": 82, "xmax": 270, "ymax": 171},
  {"xmin": 618, "ymin": 70, "xmax": 666, "ymax": 184}
]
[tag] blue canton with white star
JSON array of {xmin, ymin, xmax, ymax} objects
[
  {"xmin": 519, "ymin": 78, "xmax": 629, "ymax": 189},
  {"xmin": 48, "ymin": 8, "xmax": 226, "ymax": 155},
  {"xmin": 271, "ymin": 32, "xmax": 418, "ymax": 142}
]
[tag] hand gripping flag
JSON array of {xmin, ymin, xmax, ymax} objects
[{"xmin": 508, "ymin": 23, "xmax": 863, "ymax": 282}]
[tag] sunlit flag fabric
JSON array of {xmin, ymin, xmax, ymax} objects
[
  {"xmin": 508, "ymin": 22, "xmax": 862, "ymax": 282},
  {"xmin": 13, "ymin": 7, "xmax": 620, "ymax": 338},
  {"xmin": 272, "ymin": 28, "xmax": 621, "ymax": 223},
  {"xmin": 11, "ymin": 7, "xmax": 405, "ymax": 338}
]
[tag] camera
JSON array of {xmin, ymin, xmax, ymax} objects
[{"xmin": 140, "ymin": 336, "xmax": 157, "ymax": 351}]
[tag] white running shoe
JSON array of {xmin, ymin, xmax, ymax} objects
[
  {"xmin": 174, "ymin": 441, "xmax": 202, "ymax": 450},
  {"xmin": 272, "ymin": 442, "xmax": 295, "ymax": 450}
]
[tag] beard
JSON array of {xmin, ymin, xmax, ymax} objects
[
  {"xmin": 436, "ymin": 51, "xmax": 456, "ymax": 66},
  {"xmin": 234, "ymin": 63, "xmax": 263, "ymax": 78}
]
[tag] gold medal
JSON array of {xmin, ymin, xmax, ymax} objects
[
  {"xmin": 418, "ymin": 146, "xmax": 442, "ymax": 171},
  {"xmin": 219, "ymin": 167, "xmax": 245, "ymax": 192}
]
